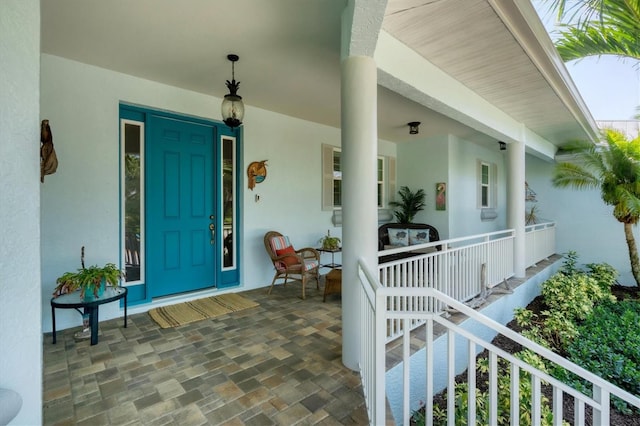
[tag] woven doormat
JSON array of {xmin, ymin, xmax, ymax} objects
[{"xmin": 148, "ymin": 293, "xmax": 259, "ymax": 328}]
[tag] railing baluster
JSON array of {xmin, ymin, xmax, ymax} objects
[
  {"xmin": 489, "ymin": 352, "xmax": 498, "ymax": 425},
  {"xmin": 593, "ymin": 385, "xmax": 609, "ymax": 426},
  {"xmin": 553, "ymin": 387, "xmax": 563, "ymax": 426},
  {"xmin": 575, "ymin": 399, "xmax": 585, "ymax": 426},
  {"xmin": 426, "ymin": 318, "xmax": 434, "ymax": 426},
  {"xmin": 510, "ymin": 363, "xmax": 519, "ymax": 426},
  {"xmin": 468, "ymin": 340, "xmax": 476, "ymax": 426},
  {"xmin": 403, "ymin": 318, "xmax": 411, "ymax": 425},
  {"xmin": 532, "ymin": 376, "xmax": 541, "ymax": 426},
  {"xmin": 447, "ymin": 329, "xmax": 455, "ymax": 426}
]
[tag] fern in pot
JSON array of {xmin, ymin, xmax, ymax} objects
[{"xmin": 53, "ymin": 247, "xmax": 124, "ymax": 301}]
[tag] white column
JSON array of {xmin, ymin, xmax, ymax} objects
[
  {"xmin": 507, "ymin": 140, "xmax": 526, "ymax": 277},
  {"xmin": 341, "ymin": 55, "xmax": 378, "ymax": 371}
]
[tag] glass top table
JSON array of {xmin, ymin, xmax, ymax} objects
[
  {"xmin": 317, "ymin": 247, "xmax": 341, "ymax": 268},
  {"xmin": 50, "ymin": 287, "xmax": 127, "ymax": 345}
]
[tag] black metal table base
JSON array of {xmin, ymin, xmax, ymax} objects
[{"xmin": 51, "ymin": 287, "xmax": 127, "ymax": 346}]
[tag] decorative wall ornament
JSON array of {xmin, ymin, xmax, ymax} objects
[
  {"xmin": 40, "ymin": 119, "xmax": 59, "ymax": 183},
  {"xmin": 525, "ymin": 181, "xmax": 537, "ymax": 202},
  {"xmin": 436, "ymin": 182, "xmax": 446, "ymax": 211},
  {"xmin": 247, "ymin": 160, "xmax": 267, "ymax": 190}
]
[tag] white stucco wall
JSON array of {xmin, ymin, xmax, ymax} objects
[
  {"xmin": 396, "ymin": 135, "xmax": 450, "ymax": 237},
  {"xmin": 448, "ymin": 136, "xmax": 507, "ymax": 238},
  {"xmin": 449, "ymin": 135, "xmax": 508, "ymax": 238},
  {"xmin": 526, "ymin": 154, "xmax": 640, "ymax": 285},
  {"xmin": 397, "ymin": 134, "xmax": 508, "ymax": 240},
  {"xmin": 40, "ymin": 54, "xmax": 396, "ymax": 332},
  {"xmin": 0, "ymin": 1, "xmax": 42, "ymax": 424}
]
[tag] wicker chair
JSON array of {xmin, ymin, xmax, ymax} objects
[{"xmin": 264, "ymin": 231, "xmax": 320, "ymax": 299}]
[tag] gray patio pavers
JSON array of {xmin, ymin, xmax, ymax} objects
[{"xmin": 43, "ymin": 281, "xmax": 368, "ymax": 425}]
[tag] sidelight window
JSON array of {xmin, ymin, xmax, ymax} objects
[{"xmin": 120, "ymin": 120, "xmax": 144, "ymax": 283}]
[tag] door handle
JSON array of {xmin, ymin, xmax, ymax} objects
[{"xmin": 209, "ymin": 223, "xmax": 215, "ymax": 244}]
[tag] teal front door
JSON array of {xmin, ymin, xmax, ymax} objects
[{"xmin": 146, "ymin": 115, "xmax": 218, "ymax": 297}]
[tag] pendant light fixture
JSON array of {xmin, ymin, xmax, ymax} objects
[{"xmin": 221, "ymin": 54, "xmax": 244, "ymax": 128}]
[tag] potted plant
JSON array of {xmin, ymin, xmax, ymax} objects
[
  {"xmin": 53, "ymin": 247, "xmax": 124, "ymax": 301},
  {"xmin": 319, "ymin": 230, "xmax": 341, "ymax": 250},
  {"xmin": 388, "ymin": 186, "xmax": 426, "ymax": 223}
]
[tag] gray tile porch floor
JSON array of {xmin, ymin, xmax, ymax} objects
[{"xmin": 43, "ymin": 279, "xmax": 368, "ymax": 426}]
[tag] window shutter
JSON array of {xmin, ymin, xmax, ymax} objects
[
  {"xmin": 491, "ymin": 163, "xmax": 498, "ymax": 208},
  {"xmin": 476, "ymin": 160, "xmax": 482, "ymax": 208},
  {"xmin": 322, "ymin": 144, "xmax": 335, "ymax": 210},
  {"xmin": 388, "ymin": 156, "xmax": 396, "ymax": 204}
]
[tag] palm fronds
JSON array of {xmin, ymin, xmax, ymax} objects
[
  {"xmin": 546, "ymin": 0, "xmax": 640, "ymax": 62},
  {"xmin": 389, "ymin": 186, "xmax": 426, "ymax": 223},
  {"xmin": 553, "ymin": 129, "xmax": 640, "ymax": 285}
]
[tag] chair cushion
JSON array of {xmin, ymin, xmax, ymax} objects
[
  {"xmin": 270, "ymin": 235, "xmax": 291, "ymax": 252},
  {"xmin": 303, "ymin": 259, "xmax": 319, "ymax": 271},
  {"xmin": 275, "ymin": 245, "xmax": 299, "ymax": 267},
  {"xmin": 409, "ymin": 229, "xmax": 430, "ymax": 245},
  {"xmin": 388, "ymin": 228, "xmax": 409, "ymax": 246}
]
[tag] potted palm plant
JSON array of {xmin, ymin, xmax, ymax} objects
[
  {"xmin": 389, "ymin": 186, "xmax": 426, "ymax": 223},
  {"xmin": 53, "ymin": 247, "xmax": 124, "ymax": 301}
]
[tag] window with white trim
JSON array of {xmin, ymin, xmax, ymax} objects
[
  {"xmin": 477, "ymin": 160, "xmax": 497, "ymax": 209},
  {"xmin": 322, "ymin": 144, "xmax": 394, "ymax": 210}
]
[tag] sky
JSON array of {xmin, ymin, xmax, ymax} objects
[{"xmin": 533, "ymin": 1, "xmax": 640, "ymax": 121}]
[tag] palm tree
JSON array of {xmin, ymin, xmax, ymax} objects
[
  {"xmin": 543, "ymin": 0, "xmax": 640, "ymax": 61},
  {"xmin": 552, "ymin": 129, "xmax": 640, "ymax": 286}
]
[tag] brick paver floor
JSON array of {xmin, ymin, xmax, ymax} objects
[{"xmin": 43, "ymin": 279, "xmax": 368, "ymax": 425}]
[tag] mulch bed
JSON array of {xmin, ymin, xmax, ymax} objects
[{"xmin": 416, "ymin": 285, "xmax": 640, "ymax": 425}]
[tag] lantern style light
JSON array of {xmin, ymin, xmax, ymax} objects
[
  {"xmin": 408, "ymin": 121, "xmax": 420, "ymax": 135},
  {"xmin": 221, "ymin": 54, "xmax": 244, "ymax": 128}
]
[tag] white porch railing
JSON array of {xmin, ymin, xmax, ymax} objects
[
  {"xmin": 526, "ymin": 221, "xmax": 556, "ymax": 267},
  {"xmin": 358, "ymin": 261, "xmax": 640, "ymax": 426},
  {"xmin": 379, "ymin": 230, "xmax": 516, "ymax": 342},
  {"xmin": 377, "ymin": 225, "xmax": 557, "ymax": 343}
]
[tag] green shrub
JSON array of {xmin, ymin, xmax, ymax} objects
[
  {"xmin": 585, "ymin": 262, "xmax": 618, "ymax": 291},
  {"xmin": 566, "ymin": 300, "xmax": 640, "ymax": 395},
  {"xmin": 519, "ymin": 256, "xmax": 617, "ymax": 351}
]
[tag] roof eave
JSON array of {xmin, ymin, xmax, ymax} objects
[{"xmin": 488, "ymin": 0, "xmax": 601, "ymax": 144}]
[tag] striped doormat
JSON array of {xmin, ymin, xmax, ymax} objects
[{"xmin": 148, "ymin": 293, "xmax": 259, "ymax": 328}]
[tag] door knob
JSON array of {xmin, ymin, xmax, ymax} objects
[{"xmin": 209, "ymin": 223, "xmax": 215, "ymax": 243}]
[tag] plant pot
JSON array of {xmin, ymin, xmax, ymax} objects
[{"xmin": 82, "ymin": 278, "xmax": 106, "ymax": 302}]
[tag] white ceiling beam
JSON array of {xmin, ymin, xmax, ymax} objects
[{"xmin": 341, "ymin": 0, "xmax": 388, "ymax": 58}]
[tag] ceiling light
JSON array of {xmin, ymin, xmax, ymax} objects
[
  {"xmin": 408, "ymin": 122, "xmax": 420, "ymax": 135},
  {"xmin": 221, "ymin": 54, "xmax": 244, "ymax": 128}
]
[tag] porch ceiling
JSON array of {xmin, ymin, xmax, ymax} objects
[
  {"xmin": 40, "ymin": 0, "xmax": 597, "ymax": 147},
  {"xmin": 382, "ymin": 0, "xmax": 598, "ymax": 145}
]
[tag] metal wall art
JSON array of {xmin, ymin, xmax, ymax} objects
[{"xmin": 247, "ymin": 160, "xmax": 268, "ymax": 190}]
